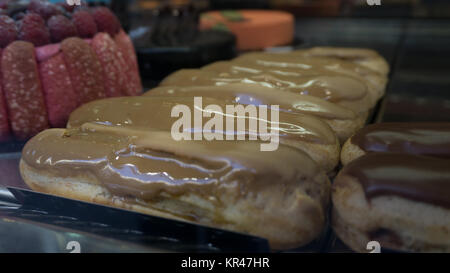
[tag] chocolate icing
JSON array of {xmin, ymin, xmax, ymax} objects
[
  {"xmin": 351, "ymin": 123, "xmax": 450, "ymax": 158},
  {"xmin": 340, "ymin": 153, "xmax": 450, "ymax": 209}
]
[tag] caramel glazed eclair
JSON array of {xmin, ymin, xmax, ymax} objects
[
  {"xmin": 21, "ymin": 126, "xmax": 331, "ymax": 250},
  {"xmin": 67, "ymin": 96, "xmax": 340, "ymax": 173},
  {"xmin": 333, "ymin": 153, "xmax": 450, "ymax": 252},
  {"xmin": 160, "ymin": 47, "xmax": 389, "ymax": 143},
  {"xmin": 341, "ymin": 122, "xmax": 450, "ymax": 165},
  {"xmin": 231, "ymin": 49, "xmax": 389, "ymax": 105},
  {"xmin": 161, "ymin": 66, "xmax": 373, "ymax": 117},
  {"xmin": 146, "ymin": 84, "xmax": 365, "ymax": 144},
  {"xmin": 294, "ymin": 47, "xmax": 390, "ymax": 77}
]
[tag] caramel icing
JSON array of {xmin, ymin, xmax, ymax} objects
[
  {"xmin": 67, "ymin": 96, "xmax": 337, "ymax": 145},
  {"xmin": 296, "ymin": 47, "xmax": 382, "ymax": 60},
  {"xmin": 292, "ymin": 47, "xmax": 390, "ymax": 75},
  {"xmin": 231, "ymin": 52, "xmax": 388, "ymax": 101},
  {"xmin": 161, "ymin": 65, "xmax": 369, "ymax": 103},
  {"xmin": 22, "ymin": 126, "xmax": 320, "ymax": 203},
  {"xmin": 339, "ymin": 153, "xmax": 450, "ymax": 209},
  {"xmin": 351, "ymin": 123, "xmax": 450, "ymax": 158},
  {"xmin": 144, "ymin": 83, "xmax": 357, "ymax": 120},
  {"xmin": 232, "ymin": 52, "xmax": 378, "ymax": 80}
]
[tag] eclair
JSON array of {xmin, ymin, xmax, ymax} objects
[
  {"xmin": 160, "ymin": 67, "xmax": 373, "ymax": 116},
  {"xmin": 332, "ymin": 153, "xmax": 450, "ymax": 253},
  {"xmin": 293, "ymin": 47, "xmax": 390, "ymax": 76},
  {"xmin": 67, "ymin": 96, "xmax": 340, "ymax": 172},
  {"xmin": 231, "ymin": 52, "xmax": 388, "ymax": 105},
  {"xmin": 341, "ymin": 122, "xmax": 450, "ymax": 165},
  {"xmin": 20, "ymin": 126, "xmax": 331, "ymax": 250},
  {"xmin": 145, "ymin": 84, "xmax": 366, "ymax": 143}
]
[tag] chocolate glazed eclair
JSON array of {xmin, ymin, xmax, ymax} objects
[
  {"xmin": 145, "ymin": 84, "xmax": 366, "ymax": 143},
  {"xmin": 341, "ymin": 122, "xmax": 450, "ymax": 165},
  {"xmin": 332, "ymin": 153, "xmax": 450, "ymax": 253},
  {"xmin": 20, "ymin": 126, "xmax": 331, "ymax": 250},
  {"xmin": 67, "ymin": 96, "xmax": 340, "ymax": 173}
]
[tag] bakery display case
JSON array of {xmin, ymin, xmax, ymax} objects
[{"xmin": 0, "ymin": 0, "xmax": 449, "ymax": 257}]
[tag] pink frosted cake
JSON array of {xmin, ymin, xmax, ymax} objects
[{"xmin": 0, "ymin": 0, "xmax": 142, "ymax": 140}]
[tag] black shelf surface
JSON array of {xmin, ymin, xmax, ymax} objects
[{"xmin": 0, "ymin": 188, "xmax": 270, "ymax": 253}]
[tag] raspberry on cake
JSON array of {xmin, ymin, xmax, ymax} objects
[
  {"xmin": 47, "ymin": 14, "xmax": 78, "ymax": 43},
  {"xmin": 28, "ymin": 0, "xmax": 62, "ymax": 20},
  {"xmin": 72, "ymin": 9, "xmax": 98, "ymax": 38},
  {"xmin": 91, "ymin": 6, "xmax": 120, "ymax": 37},
  {"xmin": 0, "ymin": 15, "xmax": 17, "ymax": 48},
  {"xmin": 18, "ymin": 12, "xmax": 51, "ymax": 47}
]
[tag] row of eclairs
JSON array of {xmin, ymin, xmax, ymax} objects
[{"xmin": 3, "ymin": 5, "xmax": 446, "ymax": 252}]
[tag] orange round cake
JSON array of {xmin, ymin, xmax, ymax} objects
[{"xmin": 200, "ymin": 10, "xmax": 294, "ymax": 51}]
